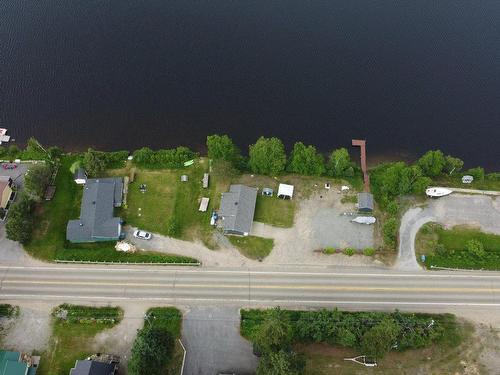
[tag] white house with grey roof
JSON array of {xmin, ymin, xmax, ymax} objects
[
  {"xmin": 66, "ymin": 178, "xmax": 124, "ymax": 243},
  {"xmin": 219, "ymin": 184, "xmax": 257, "ymax": 236}
]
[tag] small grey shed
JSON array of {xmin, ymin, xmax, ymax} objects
[{"xmin": 357, "ymin": 192, "xmax": 374, "ymax": 213}]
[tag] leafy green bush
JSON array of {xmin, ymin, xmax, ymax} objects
[
  {"xmin": 386, "ymin": 200, "xmax": 399, "ymax": 216},
  {"xmin": 242, "ymin": 309, "xmax": 457, "ymax": 360},
  {"xmin": 324, "ymin": 247, "xmax": 336, "ymax": 255},
  {"xmin": 363, "ymin": 247, "xmax": 375, "ymax": 256},
  {"xmin": 383, "ymin": 217, "xmax": 398, "ymax": 249},
  {"xmin": 343, "ymin": 247, "xmax": 355, "ymax": 256},
  {"xmin": 6, "ymin": 194, "xmax": 34, "ymax": 244},
  {"xmin": 133, "ymin": 146, "xmax": 196, "ymax": 169},
  {"xmin": 465, "ymin": 239, "xmax": 485, "ymax": 258}
]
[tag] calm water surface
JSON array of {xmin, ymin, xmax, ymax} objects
[{"xmin": 1, "ymin": 1, "xmax": 500, "ymax": 168}]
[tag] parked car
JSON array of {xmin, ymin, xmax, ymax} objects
[
  {"xmin": 2, "ymin": 163, "xmax": 17, "ymax": 170},
  {"xmin": 133, "ymin": 230, "xmax": 152, "ymax": 240}
]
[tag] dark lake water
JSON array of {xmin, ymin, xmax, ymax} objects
[{"xmin": 1, "ymin": 1, "xmax": 500, "ymax": 168}]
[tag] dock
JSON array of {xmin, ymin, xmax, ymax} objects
[{"xmin": 352, "ymin": 139, "xmax": 370, "ymax": 192}]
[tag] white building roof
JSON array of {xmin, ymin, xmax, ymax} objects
[{"xmin": 278, "ymin": 183, "xmax": 294, "ymax": 198}]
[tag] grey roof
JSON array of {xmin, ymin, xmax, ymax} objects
[
  {"xmin": 67, "ymin": 178, "xmax": 123, "ymax": 242},
  {"xmin": 358, "ymin": 192, "xmax": 374, "ymax": 210},
  {"xmin": 74, "ymin": 168, "xmax": 87, "ymax": 180},
  {"xmin": 219, "ymin": 185, "xmax": 257, "ymax": 235},
  {"xmin": 70, "ymin": 360, "xmax": 116, "ymax": 375}
]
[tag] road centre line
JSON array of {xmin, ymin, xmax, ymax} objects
[{"xmin": 1, "ymin": 280, "xmax": 499, "ymax": 293}]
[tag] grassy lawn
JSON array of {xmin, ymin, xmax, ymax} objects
[
  {"xmin": 142, "ymin": 307, "xmax": 183, "ymax": 375},
  {"xmin": 26, "ymin": 156, "xmax": 81, "ymax": 260},
  {"xmin": 122, "ymin": 169, "xmax": 177, "ymax": 234},
  {"xmin": 434, "ymin": 174, "xmax": 500, "ymax": 191},
  {"xmin": 37, "ymin": 305, "xmax": 123, "ymax": 375},
  {"xmin": 254, "ymin": 195, "xmax": 295, "ymax": 227},
  {"xmin": 416, "ymin": 223, "xmax": 500, "ymax": 270},
  {"xmin": 228, "ymin": 235, "xmax": 274, "ymax": 259}
]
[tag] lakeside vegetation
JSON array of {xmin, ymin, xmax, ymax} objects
[
  {"xmin": 416, "ymin": 223, "xmax": 500, "ymax": 270},
  {"xmin": 241, "ymin": 307, "xmax": 465, "ymax": 374},
  {"xmin": 129, "ymin": 307, "xmax": 183, "ymax": 375},
  {"xmin": 38, "ymin": 305, "xmax": 123, "ymax": 375}
]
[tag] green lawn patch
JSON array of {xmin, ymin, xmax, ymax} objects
[
  {"xmin": 229, "ymin": 235, "xmax": 274, "ymax": 260},
  {"xmin": 25, "ymin": 156, "xmax": 81, "ymax": 260},
  {"xmin": 57, "ymin": 243, "xmax": 198, "ymax": 264},
  {"xmin": 254, "ymin": 195, "xmax": 295, "ymax": 227},
  {"xmin": 418, "ymin": 224, "xmax": 500, "ymax": 270},
  {"xmin": 122, "ymin": 169, "xmax": 177, "ymax": 234},
  {"xmin": 37, "ymin": 305, "xmax": 123, "ymax": 375}
]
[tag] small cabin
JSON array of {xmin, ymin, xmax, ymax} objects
[{"xmin": 74, "ymin": 168, "xmax": 87, "ymax": 185}]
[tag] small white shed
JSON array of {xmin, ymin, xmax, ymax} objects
[{"xmin": 277, "ymin": 183, "xmax": 294, "ymax": 200}]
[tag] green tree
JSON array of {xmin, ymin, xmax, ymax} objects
[
  {"xmin": 248, "ymin": 137, "xmax": 286, "ymax": 176},
  {"xmin": 83, "ymin": 148, "xmax": 106, "ymax": 177},
  {"xmin": 444, "ymin": 155, "xmax": 464, "ymax": 175},
  {"xmin": 24, "ymin": 164, "xmax": 52, "ymax": 201},
  {"xmin": 417, "ymin": 150, "xmax": 446, "ymax": 177},
  {"xmin": 466, "ymin": 167, "xmax": 485, "ymax": 182},
  {"xmin": 254, "ymin": 307, "xmax": 293, "ymax": 354},
  {"xmin": 5, "ymin": 194, "xmax": 33, "ymax": 244},
  {"xmin": 287, "ymin": 142, "xmax": 325, "ymax": 176},
  {"xmin": 360, "ymin": 318, "xmax": 401, "ymax": 359},
  {"xmin": 328, "ymin": 148, "xmax": 353, "ymax": 177},
  {"xmin": 465, "ymin": 239, "xmax": 485, "ymax": 258},
  {"xmin": 256, "ymin": 350, "xmax": 305, "ymax": 375},
  {"xmin": 24, "ymin": 137, "xmax": 48, "ymax": 160},
  {"xmin": 128, "ymin": 325, "xmax": 175, "ymax": 375},
  {"xmin": 206, "ymin": 134, "xmax": 240, "ymax": 163}
]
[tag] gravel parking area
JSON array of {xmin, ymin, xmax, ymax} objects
[
  {"xmin": 397, "ymin": 194, "xmax": 500, "ymax": 270},
  {"xmin": 182, "ymin": 306, "xmax": 258, "ymax": 375},
  {"xmin": 253, "ymin": 190, "xmax": 377, "ymax": 266}
]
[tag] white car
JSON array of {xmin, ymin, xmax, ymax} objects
[{"xmin": 133, "ymin": 230, "xmax": 152, "ymax": 240}]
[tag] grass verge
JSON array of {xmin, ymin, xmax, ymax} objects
[
  {"xmin": 416, "ymin": 223, "xmax": 500, "ymax": 270},
  {"xmin": 37, "ymin": 305, "xmax": 123, "ymax": 375},
  {"xmin": 228, "ymin": 235, "xmax": 274, "ymax": 259}
]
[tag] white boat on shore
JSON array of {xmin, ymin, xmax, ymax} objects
[
  {"xmin": 351, "ymin": 216, "xmax": 376, "ymax": 225},
  {"xmin": 425, "ymin": 187, "xmax": 452, "ymax": 198}
]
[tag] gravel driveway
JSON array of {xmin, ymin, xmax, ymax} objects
[{"xmin": 397, "ymin": 194, "xmax": 500, "ymax": 270}]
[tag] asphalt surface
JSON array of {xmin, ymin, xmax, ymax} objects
[
  {"xmin": 182, "ymin": 306, "xmax": 258, "ymax": 375},
  {"xmin": 1, "ymin": 265, "xmax": 499, "ymax": 311}
]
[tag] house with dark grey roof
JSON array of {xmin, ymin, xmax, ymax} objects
[
  {"xmin": 357, "ymin": 192, "xmax": 374, "ymax": 213},
  {"xmin": 69, "ymin": 360, "xmax": 116, "ymax": 375},
  {"xmin": 66, "ymin": 178, "xmax": 124, "ymax": 243},
  {"xmin": 219, "ymin": 184, "xmax": 257, "ymax": 236}
]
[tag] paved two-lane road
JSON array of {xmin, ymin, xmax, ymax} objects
[{"xmin": 1, "ymin": 265, "xmax": 499, "ymax": 311}]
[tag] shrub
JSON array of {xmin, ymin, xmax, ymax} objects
[
  {"xmin": 343, "ymin": 248, "xmax": 355, "ymax": 256},
  {"xmin": 386, "ymin": 201, "xmax": 399, "ymax": 216},
  {"xmin": 324, "ymin": 247, "xmax": 336, "ymax": 255},
  {"xmin": 465, "ymin": 239, "xmax": 485, "ymax": 258},
  {"xmin": 435, "ymin": 243, "xmax": 448, "ymax": 256},
  {"xmin": 363, "ymin": 247, "xmax": 375, "ymax": 256},
  {"xmin": 383, "ymin": 217, "xmax": 398, "ymax": 249},
  {"xmin": 5, "ymin": 194, "xmax": 33, "ymax": 243}
]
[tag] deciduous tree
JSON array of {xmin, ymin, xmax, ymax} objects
[
  {"xmin": 360, "ymin": 318, "xmax": 401, "ymax": 359},
  {"xmin": 328, "ymin": 148, "xmax": 353, "ymax": 177},
  {"xmin": 417, "ymin": 150, "xmax": 446, "ymax": 177},
  {"xmin": 248, "ymin": 137, "xmax": 286, "ymax": 176},
  {"xmin": 24, "ymin": 164, "xmax": 52, "ymax": 201},
  {"xmin": 287, "ymin": 142, "xmax": 325, "ymax": 176},
  {"xmin": 83, "ymin": 148, "xmax": 106, "ymax": 177}
]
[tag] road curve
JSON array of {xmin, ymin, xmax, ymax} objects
[{"xmin": 1, "ymin": 265, "xmax": 499, "ymax": 311}]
